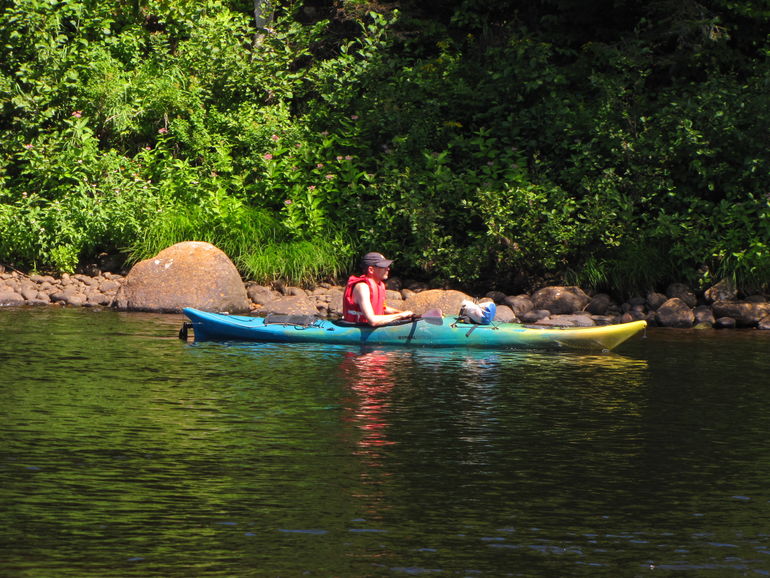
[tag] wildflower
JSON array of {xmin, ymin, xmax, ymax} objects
[
  {"xmin": 336, "ymin": 156, "xmax": 343, "ymax": 161},
  {"xmin": 72, "ymin": 111, "xmax": 82, "ymax": 118},
  {"xmin": 308, "ymin": 185, "xmax": 316, "ymax": 191},
  {"xmin": 23, "ymin": 144, "xmax": 33, "ymax": 150},
  {"xmin": 158, "ymin": 127, "xmax": 168, "ymax": 134},
  {"xmin": 320, "ymin": 131, "xmax": 329, "ymax": 136},
  {"xmin": 263, "ymin": 153, "xmax": 273, "ymax": 160},
  {"xmin": 325, "ymin": 174, "xmax": 335, "ymax": 180},
  {"xmin": 345, "ymin": 155, "xmax": 353, "ymax": 161},
  {"xmin": 284, "ymin": 199, "xmax": 293, "ymax": 205},
  {"xmin": 295, "ymin": 143, "xmax": 302, "ymax": 148},
  {"xmin": 316, "ymin": 163, "xmax": 324, "ymax": 168},
  {"xmin": 143, "ymin": 146, "xmax": 152, "ymax": 151},
  {"xmin": 271, "ymin": 134, "xmax": 280, "ymax": 141},
  {"xmin": 351, "ymin": 115, "xmax": 359, "ymax": 120}
]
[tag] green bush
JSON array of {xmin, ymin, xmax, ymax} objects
[{"xmin": 1, "ymin": 0, "xmax": 769, "ymax": 295}]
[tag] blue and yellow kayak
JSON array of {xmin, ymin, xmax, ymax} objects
[{"xmin": 182, "ymin": 308, "xmax": 646, "ymax": 351}]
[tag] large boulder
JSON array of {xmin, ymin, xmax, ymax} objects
[
  {"xmin": 704, "ymin": 279, "xmax": 737, "ymax": 303},
  {"xmin": 712, "ymin": 300, "xmax": 770, "ymax": 327},
  {"xmin": 645, "ymin": 291, "xmax": 667, "ymax": 311},
  {"xmin": 503, "ymin": 294, "xmax": 534, "ymax": 316},
  {"xmin": 585, "ymin": 293, "xmax": 612, "ymax": 315},
  {"xmin": 666, "ymin": 282, "xmax": 697, "ymax": 308},
  {"xmin": 655, "ymin": 298, "xmax": 694, "ymax": 328},
  {"xmin": 0, "ymin": 288, "xmax": 24, "ymax": 306},
  {"xmin": 531, "ymin": 286, "xmax": 590, "ymax": 315},
  {"xmin": 402, "ymin": 289, "xmax": 472, "ymax": 316},
  {"xmin": 116, "ymin": 241, "xmax": 249, "ymax": 313}
]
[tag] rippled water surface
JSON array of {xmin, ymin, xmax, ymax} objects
[{"xmin": 2, "ymin": 308, "xmax": 770, "ymax": 576}]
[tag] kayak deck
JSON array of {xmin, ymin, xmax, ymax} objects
[{"xmin": 182, "ymin": 308, "xmax": 647, "ymax": 351}]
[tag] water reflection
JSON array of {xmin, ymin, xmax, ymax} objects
[
  {"xmin": 8, "ymin": 310, "xmax": 770, "ymax": 576},
  {"xmin": 339, "ymin": 350, "xmax": 399, "ymax": 451}
]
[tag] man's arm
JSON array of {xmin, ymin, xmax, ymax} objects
[{"xmin": 353, "ymin": 283, "xmax": 413, "ymax": 326}]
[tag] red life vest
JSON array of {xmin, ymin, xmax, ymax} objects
[{"xmin": 342, "ymin": 274, "xmax": 385, "ymax": 323}]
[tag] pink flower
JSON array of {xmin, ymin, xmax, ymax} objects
[
  {"xmin": 284, "ymin": 199, "xmax": 293, "ymax": 205},
  {"xmin": 72, "ymin": 111, "xmax": 82, "ymax": 118},
  {"xmin": 143, "ymin": 146, "xmax": 152, "ymax": 151},
  {"xmin": 316, "ymin": 163, "xmax": 324, "ymax": 168},
  {"xmin": 320, "ymin": 131, "xmax": 329, "ymax": 136},
  {"xmin": 308, "ymin": 185, "xmax": 316, "ymax": 191},
  {"xmin": 351, "ymin": 115, "xmax": 359, "ymax": 120},
  {"xmin": 263, "ymin": 153, "xmax": 273, "ymax": 160},
  {"xmin": 23, "ymin": 144, "xmax": 34, "ymax": 150},
  {"xmin": 271, "ymin": 134, "xmax": 280, "ymax": 141},
  {"xmin": 325, "ymin": 174, "xmax": 335, "ymax": 180},
  {"xmin": 158, "ymin": 127, "xmax": 168, "ymax": 134},
  {"xmin": 345, "ymin": 155, "xmax": 353, "ymax": 161}
]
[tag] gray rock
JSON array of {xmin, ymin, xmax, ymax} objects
[
  {"xmin": 20, "ymin": 284, "xmax": 38, "ymax": 301},
  {"xmin": 694, "ymin": 305, "xmax": 715, "ymax": 327},
  {"xmin": 261, "ymin": 294, "xmax": 318, "ymax": 316},
  {"xmin": 586, "ymin": 293, "xmax": 612, "ymax": 315},
  {"xmin": 325, "ymin": 288, "xmax": 345, "ymax": 317},
  {"xmin": 503, "ymin": 294, "xmax": 534, "ymax": 316},
  {"xmin": 99, "ymin": 279, "xmax": 121, "ymax": 293},
  {"xmin": 247, "ymin": 284, "xmax": 279, "ymax": 305},
  {"xmin": 402, "ymin": 289, "xmax": 472, "ymax": 317},
  {"xmin": 591, "ymin": 315, "xmax": 620, "ymax": 326},
  {"xmin": 65, "ymin": 293, "xmax": 87, "ymax": 307},
  {"xmin": 519, "ymin": 309, "xmax": 550, "ymax": 324},
  {"xmin": 645, "ymin": 291, "xmax": 668, "ymax": 310},
  {"xmin": 704, "ymin": 279, "xmax": 737, "ymax": 303},
  {"xmin": 714, "ymin": 317, "xmax": 737, "ymax": 329},
  {"xmin": 666, "ymin": 283, "xmax": 697, "ymax": 308},
  {"xmin": 493, "ymin": 304, "xmax": 517, "ymax": 323},
  {"xmin": 655, "ymin": 298, "xmax": 694, "ymax": 328},
  {"xmin": 530, "ymin": 286, "xmax": 590, "ymax": 315},
  {"xmin": 485, "ymin": 290, "xmax": 507, "ymax": 304},
  {"xmin": 537, "ymin": 314, "xmax": 596, "ymax": 327},
  {"xmin": 0, "ymin": 289, "xmax": 24, "ymax": 306},
  {"xmin": 712, "ymin": 300, "xmax": 770, "ymax": 327}
]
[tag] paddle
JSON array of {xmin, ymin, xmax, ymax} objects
[{"xmin": 413, "ymin": 308, "xmax": 444, "ymax": 325}]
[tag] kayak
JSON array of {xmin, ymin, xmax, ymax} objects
[{"xmin": 182, "ymin": 307, "xmax": 646, "ymax": 351}]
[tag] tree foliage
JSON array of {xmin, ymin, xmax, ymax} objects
[{"xmin": 1, "ymin": 0, "xmax": 769, "ymax": 294}]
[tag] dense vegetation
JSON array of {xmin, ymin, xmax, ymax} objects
[{"xmin": 1, "ymin": 0, "xmax": 769, "ymax": 295}]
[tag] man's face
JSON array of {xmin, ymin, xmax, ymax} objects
[{"xmin": 370, "ymin": 265, "xmax": 390, "ymax": 281}]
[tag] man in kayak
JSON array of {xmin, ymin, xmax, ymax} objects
[{"xmin": 342, "ymin": 252, "xmax": 414, "ymax": 326}]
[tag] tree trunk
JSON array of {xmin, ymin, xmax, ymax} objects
[{"xmin": 253, "ymin": 0, "xmax": 274, "ymax": 45}]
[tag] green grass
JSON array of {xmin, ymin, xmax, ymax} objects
[{"xmin": 128, "ymin": 201, "xmax": 353, "ymax": 286}]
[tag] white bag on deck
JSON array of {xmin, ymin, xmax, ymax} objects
[{"xmin": 460, "ymin": 300, "xmax": 497, "ymax": 324}]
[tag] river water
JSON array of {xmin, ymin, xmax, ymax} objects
[{"xmin": 2, "ymin": 307, "xmax": 770, "ymax": 577}]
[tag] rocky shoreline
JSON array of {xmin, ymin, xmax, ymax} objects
[{"xmin": 2, "ymin": 265, "xmax": 769, "ymax": 330}]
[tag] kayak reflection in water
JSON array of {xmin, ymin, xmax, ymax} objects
[{"xmin": 342, "ymin": 252, "xmax": 414, "ymax": 326}]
